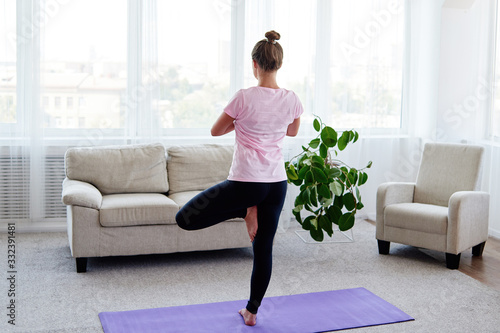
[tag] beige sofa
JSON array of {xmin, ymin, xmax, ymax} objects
[{"xmin": 61, "ymin": 143, "xmax": 250, "ymax": 272}]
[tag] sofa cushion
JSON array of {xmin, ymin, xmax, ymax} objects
[
  {"xmin": 168, "ymin": 190, "xmax": 202, "ymax": 208},
  {"xmin": 384, "ymin": 202, "xmax": 448, "ymax": 235},
  {"xmin": 167, "ymin": 144, "xmax": 233, "ymax": 194},
  {"xmin": 100, "ymin": 193, "xmax": 178, "ymax": 227},
  {"xmin": 65, "ymin": 143, "xmax": 168, "ymax": 195}
]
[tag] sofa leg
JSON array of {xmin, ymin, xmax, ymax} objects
[
  {"xmin": 445, "ymin": 253, "xmax": 461, "ymax": 269},
  {"xmin": 472, "ymin": 242, "xmax": 486, "ymax": 257},
  {"xmin": 76, "ymin": 258, "xmax": 88, "ymax": 273},
  {"xmin": 377, "ymin": 240, "xmax": 390, "ymax": 255}
]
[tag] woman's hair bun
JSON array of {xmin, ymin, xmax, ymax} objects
[{"xmin": 265, "ymin": 30, "xmax": 280, "ymax": 43}]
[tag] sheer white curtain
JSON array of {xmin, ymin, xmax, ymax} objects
[
  {"xmin": 400, "ymin": 0, "xmax": 499, "ymax": 237},
  {"xmin": 1, "ymin": 0, "xmax": 408, "ymax": 230}
]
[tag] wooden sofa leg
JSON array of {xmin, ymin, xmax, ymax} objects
[
  {"xmin": 446, "ymin": 253, "xmax": 461, "ymax": 269},
  {"xmin": 76, "ymin": 258, "xmax": 88, "ymax": 273},
  {"xmin": 377, "ymin": 240, "xmax": 390, "ymax": 255},
  {"xmin": 472, "ymin": 242, "xmax": 486, "ymax": 257}
]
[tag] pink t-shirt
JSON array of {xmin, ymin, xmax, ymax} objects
[{"xmin": 224, "ymin": 86, "xmax": 304, "ymax": 182}]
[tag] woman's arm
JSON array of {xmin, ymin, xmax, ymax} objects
[
  {"xmin": 211, "ymin": 112, "xmax": 235, "ymax": 136},
  {"xmin": 286, "ymin": 117, "xmax": 300, "ymax": 137}
]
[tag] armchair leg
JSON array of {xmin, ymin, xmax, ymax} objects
[
  {"xmin": 472, "ymin": 242, "xmax": 486, "ymax": 257},
  {"xmin": 76, "ymin": 257, "xmax": 88, "ymax": 273},
  {"xmin": 445, "ymin": 253, "xmax": 461, "ymax": 269},
  {"xmin": 377, "ymin": 240, "xmax": 390, "ymax": 255}
]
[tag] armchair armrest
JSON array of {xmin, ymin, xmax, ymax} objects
[
  {"xmin": 447, "ymin": 191, "xmax": 489, "ymax": 254},
  {"xmin": 62, "ymin": 178, "xmax": 103, "ymax": 210},
  {"xmin": 376, "ymin": 182, "xmax": 415, "ymax": 240}
]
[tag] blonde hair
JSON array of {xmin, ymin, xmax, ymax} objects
[{"xmin": 251, "ymin": 30, "xmax": 283, "ymax": 72}]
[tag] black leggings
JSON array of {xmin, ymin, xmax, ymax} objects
[{"xmin": 175, "ymin": 180, "xmax": 287, "ymax": 314}]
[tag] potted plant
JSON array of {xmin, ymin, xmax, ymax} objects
[{"xmin": 285, "ymin": 116, "xmax": 372, "ymax": 242}]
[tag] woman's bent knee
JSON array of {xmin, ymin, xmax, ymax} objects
[{"xmin": 175, "ymin": 209, "xmax": 197, "ymax": 230}]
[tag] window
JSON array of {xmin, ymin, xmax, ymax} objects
[
  {"xmin": 0, "ymin": 0, "xmax": 16, "ymax": 125},
  {"xmin": 244, "ymin": 0, "xmax": 316, "ymax": 116},
  {"xmin": 157, "ymin": 0, "xmax": 231, "ymax": 129},
  {"xmin": 40, "ymin": 0, "xmax": 127, "ymax": 130},
  {"xmin": 328, "ymin": 0, "xmax": 404, "ymax": 129}
]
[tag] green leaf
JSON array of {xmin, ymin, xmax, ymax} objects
[
  {"xmin": 356, "ymin": 202, "xmax": 364, "ymax": 210},
  {"xmin": 355, "ymin": 187, "xmax": 361, "ymax": 202},
  {"xmin": 366, "ymin": 160, "xmax": 373, "ymax": 168},
  {"xmin": 319, "ymin": 143, "xmax": 328, "ymax": 159},
  {"xmin": 302, "ymin": 216, "xmax": 314, "ymax": 230},
  {"xmin": 327, "ymin": 167, "xmax": 342, "ymax": 179},
  {"xmin": 320, "ymin": 126, "xmax": 337, "ymax": 148},
  {"xmin": 347, "ymin": 169, "xmax": 357, "ymax": 186},
  {"xmin": 334, "ymin": 194, "xmax": 343, "ymax": 209},
  {"xmin": 338, "ymin": 213, "xmax": 355, "ymax": 231},
  {"xmin": 343, "ymin": 192, "xmax": 356, "ymax": 211},
  {"xmin": 310, "ymin": 217, "xmax": 318, "ymax": 230},
  {"xmin": 298, "ymin": 165, "xmax": 309, "ymax": 179},
  {"xmin": 317, "ymin": 183, "xmax": 331, "ymax": 199},
  {"xmin": 329, "ymin": 180, "xmax": 343, "ymax": 196},
  {"xmin": 311, "ymin": 155, "xmax": 324, "ymax": 166},
  {"xmin": 353, "ymin": 131, "xmax": 359, "ymax": 143},
  {"xmin": 309, "ymin": 138, "xmax": 321, "ymax": 149},
  {"xmin": 293, "ymin": 209, "xmax": 303, "ymax": 224},
  {"xmin": 286, "ymin": 165, "xmax": 298, "ymax": 180},
  {"xmin": 293, "ymin": 205, "xmax": 303, "ymax": 213},
  {"xmin": 313, "ymin": 118, "xmax": 321, "ymax": 132},
  {"xmin": 305, "ymin": 170, "xmax": 314, "ymax": 185},
  {"xmin": 310, "ymin": 186, "xmax": 318, "ymax": 207},
  {"xmin": 310, "ymin": 227, "xmax": 324, "ymax": 242},
  {"xmin": 321, "ymin": 196, "xmax": 333, "ymax": 208},
  {"xmin": 312, "ymin": 167, "xmax": 328, "ymax": 183},
  {"xmin": 327, "ymin": 205, "xmax": 342, "ymax": 225},
  {"xmin": 358, "ymin": 171, "xmax": 368, "ymax": 186},
  {"xmin": 338, "ymin": 131, "xmax": 350, "ymax": 151},
  {"xmin": 319, "ymin": 214, "xmax": 333, "ymax": 237},
  {"xmin": 294, "ymin": 195, "xmax": 304, "ymax": 206},
  {"xmin": 301, "ymin": 188, "xmax": 311, "ymax": 205}
]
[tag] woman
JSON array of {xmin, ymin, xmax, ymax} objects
[{"xmin": 176, "ymin": 30, "xmax": 303, "ymax": 326}]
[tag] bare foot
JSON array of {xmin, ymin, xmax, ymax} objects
[
  {"xmin": 244, "ymin": 206, "xmax": 258, "ymax": 242},
  {"xmin": 239, "ymin": 308, "xmax": 257, "ymax": 326}
]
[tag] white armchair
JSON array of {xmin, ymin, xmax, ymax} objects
[{"xmin": 376, "ymin": 143, "xmax": 490, "ymax": 269}]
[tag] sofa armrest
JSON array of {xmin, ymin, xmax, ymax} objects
[
  {"xmin": 376, "ymin": 182, "xmax": 415, "ymax": 240},
  {"xmin": 447, "ymin": 191, "xmax": 489, "ymax": 254},
  {"xmin": 62, "ymin": 178, "xmax": 103, "ymax": 210}
]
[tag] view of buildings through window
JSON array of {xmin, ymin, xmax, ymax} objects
[
  {"xmin": 40, "ymin": 0, "xmax": 127, "ymax": 130},
  {"xmin": 329, "ymin": 0, "xmax": 404, "ymax": 129},
  {"xmin": 0, "ymin": 0, "xmax": 408, "ymax": 134}
]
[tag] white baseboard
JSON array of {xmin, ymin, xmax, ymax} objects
[{"xmin": 489, "ymin": 227, "xmax": 500, "ymax": 240}]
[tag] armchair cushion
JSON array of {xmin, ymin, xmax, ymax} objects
[
  {"xmin": 385, "ymin": 203, "xmax": 448, "ymax": 235},
  {"xmin": 100, "ymin": 193, "xmax": 178, "ymax": 227},
  {"xmin": 62, "ymin": 178, "xmax": 102, "ymax": 210},
  {"xmin": 376, "ymin": 182, "xmax": 415, "ymax": 240},
  {"xmin": 414, "ymin": 143, "xmax": 483, "ymax": 207}
]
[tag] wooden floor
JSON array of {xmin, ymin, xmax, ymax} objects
[
  {"xmin": 459, "ymin": 236, "xmax": 500, "ymax": 291},
  {"xmin": 366, "ymin": 220, "xmax": 500, "ymax": 291}
]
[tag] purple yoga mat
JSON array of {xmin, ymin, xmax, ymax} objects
[{"xmin": 99, "ymin": 287, "xmax": 414, "ymax": 333}]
